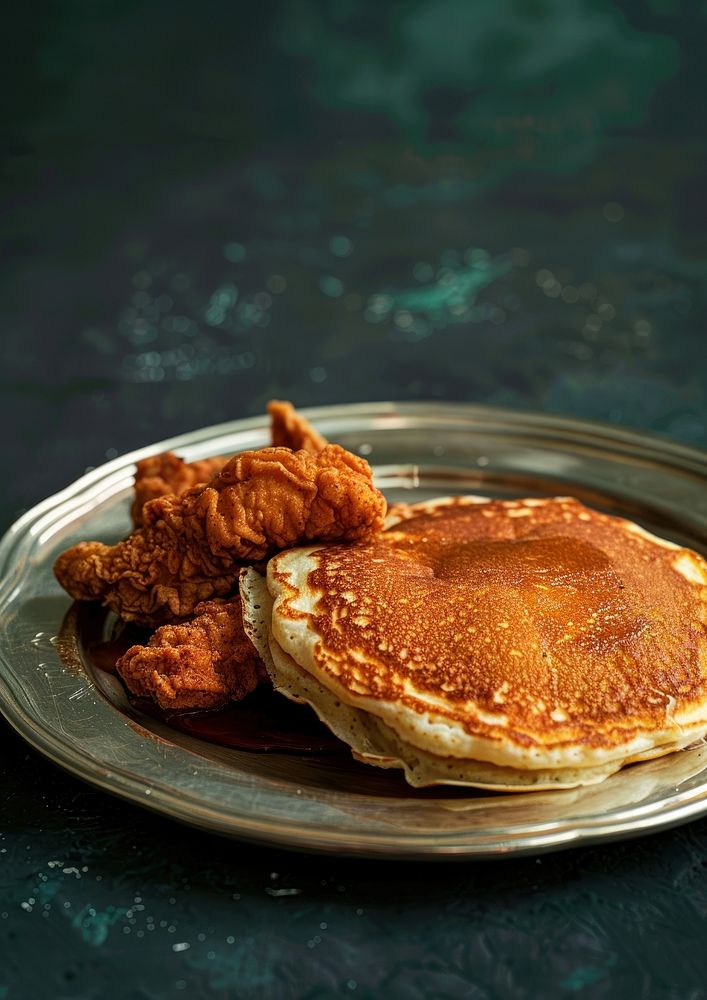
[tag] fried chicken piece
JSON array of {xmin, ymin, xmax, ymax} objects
[
  {"xmin": 268, "ymin": 399, "xmax": 328, "ymax": 454},
  {"xmin": 55, "ymin": 444, "xmax": 386, "ymax": 624},
  {"xmin": 130, "ymin": 401, "xmax": 325, "ymax": 526},
  {"xmin": 116, "ymin": 596, "xmax": 264, "ymax": 709},
  {"xmin": 132, "ymin": 452, "xmax": 229, "ymax": 527}
]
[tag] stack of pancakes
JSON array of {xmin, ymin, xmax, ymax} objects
[{"xmin": 241, "ymin": 496, "xmax": 707, "ymax": 791}]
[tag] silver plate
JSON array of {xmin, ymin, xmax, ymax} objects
[{"xmin": 2, "ymin": 402, "xmax": 707, "ymax": 859}]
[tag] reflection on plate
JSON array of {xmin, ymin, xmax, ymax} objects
[{"xmin": 2, "ymin": 402, "xmax": 707, "ymax": 859}]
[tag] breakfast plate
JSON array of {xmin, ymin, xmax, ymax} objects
[{"xmin": 2, "ymin": 401, "xmax": 707, "ymax": 859}]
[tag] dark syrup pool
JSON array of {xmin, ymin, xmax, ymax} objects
[{"xmin": 86, "ymin": 620, "xmax": 347, "ymax": 755}]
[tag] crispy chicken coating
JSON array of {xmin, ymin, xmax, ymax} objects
[
  {"xmin": 130, "ymin": 401, "xmax": 326, "ymax": 526},
  {"xmin": 116, "ymin": 596, "xmax": 264, "ymax": 709},
  {"xmin": 55, "ymin": 444, "xmax": 386, "ymax": 624},
  {"xmin": 268, "ymin": 399, "xmax": 328, "ymax": 454},
  {"xmin": 132, "ymin": 452, "xmax": 229, "ymax": 527}
]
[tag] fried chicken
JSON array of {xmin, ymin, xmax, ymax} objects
[
  {"xmin": 55, "ymin": 444, "xmax": 386, "ymax": 624},
  {"xmin": 116, "ymin": 596, "xmax": 264, "ymax": 709},
  {"xmin": 130, "ymin": 400, "xmax": 326, "ymax": 526},
  {"xmin": 268, "ymin": 399, "xmax": 328, "ymax": 454},
  {"xmin": 132, "ymin": 452, "xmax": 229, "ymax": 527}
]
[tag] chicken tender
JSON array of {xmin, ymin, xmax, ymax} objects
[
  {"xmin": 130, "ymin": 401, "xmax": 326, "ymax": 526},
  {"xmin": 116, "ymin": 596, "xmax": 264, "ymax": 709},
  {"xmin": 132, "ymin": 452, "xmax": 229, "ymax": 527},
  {"xmin": 55, "ymin": 444, "xmax": 386, "ymax": 624}
]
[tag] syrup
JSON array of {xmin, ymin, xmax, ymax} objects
[{"xmin": 87, "ymin": 622, "xmax": 345, "ymax": 755}]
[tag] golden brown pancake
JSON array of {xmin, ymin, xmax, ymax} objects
[{"xmin": 241, "ymin": 497, "xmax": 707, "ymax": 789}]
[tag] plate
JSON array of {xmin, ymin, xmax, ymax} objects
[{"xmin": 2, "ymin": 402, "xmax": 707, "ymax": 859}]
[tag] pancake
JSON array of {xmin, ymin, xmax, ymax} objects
[{"xmin": 240, "ymin": 496, "xmax": 707, "ymax": 790}]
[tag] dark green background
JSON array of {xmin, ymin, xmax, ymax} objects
[{"xmin": 2, "ymin": 2, "xmax": 706, "ymax": 996}]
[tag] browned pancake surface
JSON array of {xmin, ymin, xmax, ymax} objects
[{"xmin": 283, "ymin": 498, "xmax": 707, "ymax": 752}]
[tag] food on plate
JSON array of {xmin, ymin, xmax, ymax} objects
[
  {"xmin": 116, "ymin": 596, "xmax": 265, "ymax": 709},
  {"xmin": 130, "ymin": 400, "xmax": 326, "ymax": 526},
  {"xmin": 55, "ymin": 399, "xmax": 707, "ymax": 792},
  {"xmin": 241, "ymin": 495, "xmax": 707, "ymax": 790},
  {"xmin": 54, "ymin": 443, "xmax": 386, "ymax": 625}
]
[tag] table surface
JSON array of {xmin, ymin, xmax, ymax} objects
[{"xmin": 2, "ymin": 2, "xmax": 707, "ymax": 996}]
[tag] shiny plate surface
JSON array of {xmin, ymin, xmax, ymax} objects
[{"xmin": 1, "ymin": 402, "xmax": 707, "ymax": 859}]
